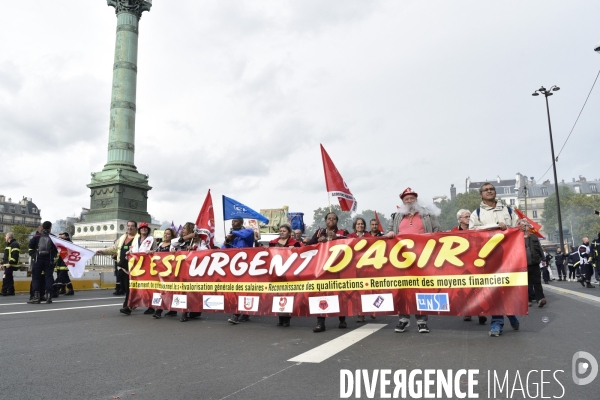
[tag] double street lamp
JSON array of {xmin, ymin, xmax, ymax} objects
[{"xmin": 532, "ymin": 86, "xmax": 565, "ymax": 251}]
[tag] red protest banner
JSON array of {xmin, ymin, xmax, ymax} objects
[{"xmin": 128, "ymin": 228, "xmax": 528, "ymax": 317}]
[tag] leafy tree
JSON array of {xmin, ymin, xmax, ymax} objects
[
  {"xmin": 306, "ymin": 206, "xmax": 390, "ymax": 236},
  {"xmin": 543, "ymin": 187, "xmax": 600, "ymax": 245},
  {"xmin": 437, "ymin": 191, "xmax": 482, "ymax": 230},
  {"xmin": 11, "ymin": 225, "xmax": 36, "ymax": 253}
]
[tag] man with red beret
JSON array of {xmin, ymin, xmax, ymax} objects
[{"xmin": 385, "ymin": 188, "xmax": 441, "ymax": 334}]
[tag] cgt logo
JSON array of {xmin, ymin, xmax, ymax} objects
[{"xmin": 572, "ymin": 351, "xmax": 598, "ymax": 385}]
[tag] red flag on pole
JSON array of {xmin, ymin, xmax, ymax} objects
[
  {"xmin": 195, "ymin": 189, "xmax": 216, "ymax": 247},
  {"xmin": 320, "ymin": 144, "xmax": 357, "ymax": 212},
  {"xmin": 374, "ymin": 210, "xmax": 384, "ymax": 233},
  {"xmin": 514, "ymin": 208, "xmax": 544, "ymax": 239}
]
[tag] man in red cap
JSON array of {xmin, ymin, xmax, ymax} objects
[{"xmin": 385, "ymin": 188, "xmax": 441, "ymax": 334}]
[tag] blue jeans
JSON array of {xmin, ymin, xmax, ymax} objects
[{"xmin": 491, "ymin": 315, "xmax": 518, "ymax": 331}]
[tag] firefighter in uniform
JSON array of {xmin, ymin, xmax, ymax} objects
[
  {"xmin": 1, "ymin": 232, "xmax": 21, "ymax": 296},
  {"xmin": 28, "ymin": 221, "xmax": 58, "ymax": 304},
  {"xmin": 53, "ymin": 232, "xmax": 75, "ymax": 296}
]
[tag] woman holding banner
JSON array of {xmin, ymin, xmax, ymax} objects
[
  {"xmin": 269, "ymin": 224, "xmax": 300, "ymax": 327},
  {"xmin": 174, "ymin": 222, "xmax": 206, "ymax": 322},
  {"xmin": 306, "ymin": 213, "xmax": 347, "ymax": 332},
  {"xmin": 348, "ymin": 217, "xmax": 374, "ymax": 323},
  {"xmin": 130, "ymin": 222, "xmax": 158, "ymax": 315},
  {"xmin": 152, "ymin": 228, "xmax": 179, "ymax": 319}
]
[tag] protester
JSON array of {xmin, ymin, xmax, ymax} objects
[
  {"xmin": 152, "ymin": 228, "xmax": 178, "ymax": 319},
  {"xmin": 175, "ymin": 222, "xmax": 207, "ymax": 321},
  {"xmin": 53, "ymin": 232, "xmax": 75, "ymax": 296},
  {"xmin": 385, "ymin": 188, "xmax": 440, "ymax": 334},
  {"xmin": 452, "ymin": 209, "xmax": 471, "ymax": 232},
  {"xmin": 554, "ymin": 247, "xmax": 566, "ymax": 281},
  {"xmin": 453, "ymin": 209, "xmax": 486, "ymax": 324},
  {"xmin": 224, "ymin": 218, "xmax": 255, "ymax": 325},
  {"xmin": 97, "ymin": 220, "xmax": 138, "ymax": 315},
  {"xmin": 469, "ymin": 182, "xmax": 519, "ymax": 337},
  {"xmin": 307, "ymin": 212, "xmax": 348, "ymax": 332},
  {"xmin": 28, "ymin": 221, "xmax": 57, "ymax": 304},
  {"xmin": 269, "ymin": 224, "xmax": 299, "ymax": 327},
  {"xmin": 541, "ymin": 248, "xmax": 551, "ymax": 284},
  {"xmin": 519, "ymin": 220, "xmax": 547, "ymax": 308},
  {"xmin": 348, "ymin": 217, "xmax": 371, "ymax": 238},
  {"xmin": 567, "ymin": 246, "xmax": 578, "ymax": 282},
  {"xmin": 128, "ymin": 222, "xmax": 158, "ymax": 314},
  {"xmin": 369, "ymin": 219, "xmax": 383, "ymax": 237},
  {"xmin": 574, "ymin": 238, "xmax": 594, "ymax": 288},
  {"xmin": 1, "ymin": 232, "xmax": 20, "ymax": 296},
  {"xmin": 293, "ymin": 229, "xmax": 305, "ymax": 244},
  {"xmin": 591, "ymin": 232, "xmax": 600, "ymax": 284}
]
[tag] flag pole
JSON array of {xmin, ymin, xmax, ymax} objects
[{"xmin": 327, "ymin": 194, "xmax": 332, "ymax": 212}]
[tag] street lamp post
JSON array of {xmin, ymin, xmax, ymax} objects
[{"xmin": 532, "ymin": 86, "xmax": 565, "ymax": 251}]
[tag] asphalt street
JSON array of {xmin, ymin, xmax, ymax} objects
[{"xmin": 0, "ymin": 281, "xmax": 598, "ymax": 400}]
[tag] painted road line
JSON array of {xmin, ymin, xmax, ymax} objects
[
  {"xmin": 0, "ymin": 303, "xmax": 122, "ymax": 316},
  {"xmin": 288, "ymin": 324, "xmax": 387, "ymax": 364},
  {"xmin": 0, "ymin": 297, "xmax": 123, "ymax": 307},
  {"xmin": 544, "ymin": 285, "xmax": 600, "ymax": 303}
]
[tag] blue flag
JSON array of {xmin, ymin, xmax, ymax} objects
[{"xmin": 222, "ymin": 195, "xmax": 269, "ymax": 224}]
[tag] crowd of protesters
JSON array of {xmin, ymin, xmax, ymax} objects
[{"xmin": 14, "ymin": 182, "xmax": 600, "ymax": 339}]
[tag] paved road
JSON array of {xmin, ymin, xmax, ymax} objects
[{"xmin": 1, "ymin": 281, "xmax": 598, "ymax": 399}]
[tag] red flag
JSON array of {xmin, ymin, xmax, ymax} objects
[
  {"xmin": 195, "ymin": 189, "xmax": 215, "ymax": 247},
  {"xmin": 374, "ymin": 210, "xmax": 384, "ymax": 233},
  {"xmin": 320, "ymin": 144, "xmax": 357, "ymax": 212},
  {"xmin": 514, "ymin": 208, "xmax": 544, "ymax": 239}
]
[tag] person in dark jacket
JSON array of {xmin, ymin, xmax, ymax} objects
[
  {"xmin": 567, "ymin": 247, "xmax": 579, "ymax": 282},
  {"xmin": 1, "ymin": 232, "xmax": 21, "ymax": 296},
  {"xmin": 307, "ymin": 212, "xmax": 348, "ymax": 332},
  {"xmin": 520, "ymin": 220, "xmax": 547, "ymax": 307},
  {"xmin": 28, "ymin": 221, "xmax": 58, "ymax": 304},
  {"xmin": 554, "ymin": 248, "xmax": 566, "ymax": 281},
  {"xmin": 224, "ymin": 218, "xmax": 256, "ymax": 325},
  {"xmin": 590, "ymin": 232, "xmax": 600, "ymax": 284},
  {"xmin": 53, "ymin": 232, "xmax": 75, "ymax": 296}
]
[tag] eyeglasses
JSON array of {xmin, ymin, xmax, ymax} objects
[
  {"xmin": 481, "ymin": 188, "xmax": 496, "ymax": 192},
  {"xmin": 460, "ymin": 215, "xmax": 470, "ymax": 219}
]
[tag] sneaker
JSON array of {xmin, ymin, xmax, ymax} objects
[
  {"xmin": 538, "ymin": 298, "xmax": 547, "ymax": 308},
  {"xmin": 313, "ymin": 324, "xmax": 325, "ymax": 333},
  {"xmin": 143, "ymin": 308, "xmax": 155, "ymax": 315},
  {"xmin": 510, "ymin": 319, "xmax": 520, "ymax": 330},
  {"xmin": 417, "ymin": 323, "xmax": 430, "ymax": 333},
  {"xmin": 357, "ymin": 316, "xmax": 366, "ymax": 323},
  {"xmin": 228, "ymin": 315, "xmax": 240, "ymax": 324},
  {"xmin": 339, "ymin": 321, "xmax": 347, "ymax": 329},
  {"xmin": 586, "ymin": 282, "xmax": 595, "ymax": 288},
  {"xmin": 153, "ymin": 310, "xmax": 163, "ymax": 319},
  {"xmin": 165, "ymin": 311, "xmax": 177, "ymax": 317},
  {"xmin": 463, "ymin": 316, "xmax": 472, "ymax": 321},
  {"xmin": 119, "ymin": 307, "xmax": 132, "ymax": 315},
  {"xmin": 395, "ymin": 320, "xmax": 410, "ymax": 333},
  {"xmin": 239, "ymin": 315, "xmax": 250, "ymax": 322},
  {"xmin": 478, "ymin": 316, "xmax": 487, "ymax": 325},
  {"xmin": 489, "ymin": 327, "xmax": 501, "ymax": 337}
]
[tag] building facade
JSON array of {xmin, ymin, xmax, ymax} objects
[{"xmin": 0, "ymin": 195, "xmax": 42, "ymax": 233}]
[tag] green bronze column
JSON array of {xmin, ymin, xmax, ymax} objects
[{"xmin": 77, "ymin": 0, "xmax": 155, "ymax": 239}]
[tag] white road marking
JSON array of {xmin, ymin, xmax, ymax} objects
[
  {"xmin": 0, "ymin": 297, "xmax": 122, "ymax": 307},
  {"xmin": 543, "ymin": 285, "xmax": 600, "ymax": 303},
  {"xmin": 0, "ymin": 303, "xmax": 122, "ymax": 316},
  {"xmin": 288, "ymin": 323, "xmax": 387, "ymax": 364}
]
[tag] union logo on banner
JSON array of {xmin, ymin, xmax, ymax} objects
[
  {"xmin": 244, "ymin": 297, "xmax": 254, "ymax": 310},
  {"xmin": 278, "ymin": 297, "xmax": 287, "ymax": 311},
  {"xmin": 373, "ymin": 295, "xmax": 384, "ymax": 309},
  {"xmin": 319, "ymin": 300, "xmax": 329, "ymax": 310}
]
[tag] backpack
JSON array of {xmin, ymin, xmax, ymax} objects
[
  {"xmin": 37, "ymin": 231, "xmax": 53, "ymax": 257},
  {"xmin": 475, "ymin": 206, "xmax": 512, "ymax": 220}
]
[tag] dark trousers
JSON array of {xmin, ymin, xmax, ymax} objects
[
  {"xmin": 528, "ymin": 264, "xmax": 545, "ymax": 301},
  {"xmin": 568, "ymin": 265, "xmax": 576, "ymax": 279},
  {"xmin": 582, "ymin": 263, "xmax": 593, "ymax": 282},
  {"xmin": 541, "ymin": 267, "xmax": 550, "ymax": 283},
  {"xmin": 118, "ymin": 269, "xmax": 130, "ymax": 308},
  {"xmin": 1, "ymin": 266, "xmax": 15, "ymax": 294},
  {"xmin": 54, "ymin": 270, "xmax": 71, "ymax": 291},
  {"xmin": 556, "ymin": 263, "xmax": 566, "ymax": 278},
  {"xmin": 32, "ymin": 259, "xmax": 54, "ymax": 295}
]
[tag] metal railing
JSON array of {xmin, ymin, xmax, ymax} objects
[{"xmin": 73, "ymin": 240, "xmax": 116, "ymax": 267}]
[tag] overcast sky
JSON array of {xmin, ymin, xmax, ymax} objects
[{"xmin": 2, "ymin": 1, "xmax": 599, "ymax": 231}]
